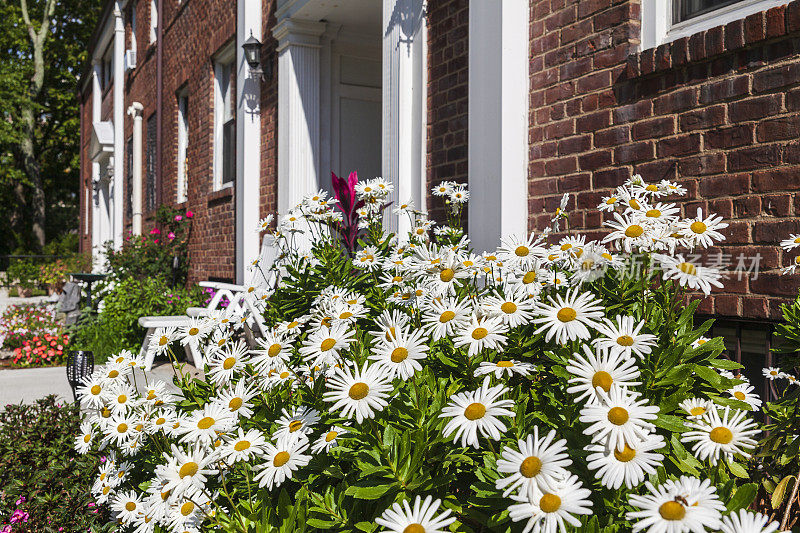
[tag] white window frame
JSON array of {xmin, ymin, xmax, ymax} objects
[
  {"xmin": 177, "ymin": 90, "xmax": 189, "ymax": 203},
  {"xmin": 102, "ymin": 46, "xmax": 113, "ymax": 90},
  {"xmin": 641, "ymin": 0, "xmax": 788, "ymax": 51},
  {"xmin": 212, "ymin": 43, "xmax": 236, "ymax": 191},
  {"xmin": 130, "ymin": 2, "xmax": 137, "ymax": 53},
  {"xmin": 149, "ymin": 0, "xmax": 157, "ymax": 43}
]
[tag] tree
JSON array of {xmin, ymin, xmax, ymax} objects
[{"xmin": 0, "ymin": 0, "xmax": 103, "ymax": 254}]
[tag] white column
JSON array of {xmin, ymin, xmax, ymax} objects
[
  {"xmin": 468, "ymin": 0, "xmax": 529, "ymax": 253},
  {"xmin": 382, "ymin": 0, "xmax": 427, "ymax": 234},
  {"xmin": 91, "ymin": 61, "xmax": 102, "ymax": 262},
  {"xmin": 236, "ymin": 0, "xmax": 263, "ymax": 284},
  {"xmin": 128, "ymin": 102, "xmax": 144, "ymax": 235},
  {"xmin": 273, "ymin": 18, "xmax": 325, "ymax": 216},
  {"xmin": 112, "ymin": 1, "xmax": 125, "ymax": 249}
]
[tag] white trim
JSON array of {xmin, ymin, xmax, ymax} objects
[
  {"xmin": 112, "ymin": 1, "xmax": 125, "ymax": 249},
  {"xmin": 467, "ymin": 0, "xmax": 529, "ymax": 253},
  {"xmin": 641, "ymin": 0, "xmax": 788, "ymax": 51},
  {"xmin": 382, "ymin": 0, "xmax": 427, "ymax": 235},
  {"xmin": 235, "ymin": 0, "xmax": 263, "ymax": 284},
  {"xmin": 213, "ymin": 43, "xmax": 236, "ymax": 191},
  {"xmin": 149, "ymin": 0, "xmax": 157, "ymax": 43},
  {"xmin": 176, "ymin": 90, "xmax": 189, "ymax": 203}
]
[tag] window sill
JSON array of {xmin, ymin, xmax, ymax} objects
[
  {"xmin": 629, "ymin": 2, "xmax": 799, "ymax": 79},
  {"xmin": 207, "ymin": 186, "xmax": 233, "ymax": 206}
]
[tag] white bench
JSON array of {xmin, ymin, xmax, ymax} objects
[{"xmin": 137, "ymin": 235, "xmax": 279, "ymax": 371}]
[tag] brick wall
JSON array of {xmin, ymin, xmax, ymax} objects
[
  {"xmin": 426, "ymin": 0, "xmax": 469, "ymax": 221},
  {"xmin": 79, "ymin": 87, "xmax": 94, "ymax": 254},
  {"xmin": 529, "ymin": 0, "xmax": 800, "ymax": 320}
]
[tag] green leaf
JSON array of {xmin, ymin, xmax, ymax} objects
[
  {"xmin": 654, "ymin": 414, "xmax": 687, "ymax": 433},
  {"xmin": 344, "ymin": 483, "xmax": 396, "ymax": 500},
  {"xmin": 771, "ymin": 475, "xmax": 795, "ymax": 509},
  {"xmin": 709, "ymin": 358, "xmax": 743, "ymax": 370},
  {"xmin": 726, "ymin": 483, "xmax": 757, "ymax": 511},
  {"xmin": 692, "ymin": 364, "xmax": 724, "ymax": 389},
  {"xmin": 727, "ymin": 461, "xmax": 749, "ymax": 479}
]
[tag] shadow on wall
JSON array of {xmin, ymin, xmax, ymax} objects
[{"xmin": 385, "ymin": 0, "xmax": 426, "ymax": 54}]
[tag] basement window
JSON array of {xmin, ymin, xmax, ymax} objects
[{"xmin": 641, "ymin": 0, "xmax": 788, "ymax": 50}]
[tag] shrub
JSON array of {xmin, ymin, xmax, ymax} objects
[
  {"xmin": 74, "ymin": 175, "xmax": 785, "ymax": 532},
  {"xmin": 5, "ymin": 260, "xmax": 40, "ymax": 291},
  {"xmin": 0, "ymin": 396, "xmax": 114, "ymax": 532}
]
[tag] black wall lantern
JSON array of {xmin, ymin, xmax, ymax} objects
[{"xmin": 242, "ymin": 32, "xmax": 272, "ymax": 81}]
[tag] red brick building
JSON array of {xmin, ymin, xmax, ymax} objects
[{"xmin": 79, "ymin": 0, "xmax": 800, "ymax": 339}]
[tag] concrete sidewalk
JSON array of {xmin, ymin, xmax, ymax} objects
[{"xmin": 0, "ymin": 362, "xmax": 196, "ymax": 406}]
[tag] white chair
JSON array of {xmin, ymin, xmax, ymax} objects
[{"xmin": 138, "ymin": 235, "xmax": 280, "ymax": 371}]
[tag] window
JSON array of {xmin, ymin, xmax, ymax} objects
[
  {"xmin": 213, "ymin": 45, "xmax": 236, "ymax": 189},
  {"xmin": 126, "ymin": 137, "xmax": 133, "ymax": 219},
  {"xmin": 149, "ymin": 0, "xmax": 158, "ymax": 43},
  {"xmin": 145, "ymin": 114, "xmax": 157, "ymax": 212},
  {"xmin": 129, "ymin": 2, "xmax": 137, "ymax": 53},
  {"xmin": 641, "ymin": 0, "xmax": 788, "ymax": 50},
  {"xmin": 102, "ymin": 46, "xmax": 113, "ymax": 90},
  {"xmin": 177, "ymin": 91, "xmax": 189, "ymax": 203}
]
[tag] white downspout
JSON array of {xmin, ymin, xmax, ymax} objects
[
  {"xmin": 112, "ymin": 1, "xmax": 125, "ymax": 248},
  {"xmin": 128, "ymin": 102, "xmax": 144, "ymax": 235}
]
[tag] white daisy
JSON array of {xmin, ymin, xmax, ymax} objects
[
  {"xmin": 310, "ymin": 426, "xmax": 350, "ymax": 454},
  {"xmin": 727, "ymin": 383, "xmax": 762, "ymax": 410},
  {"xmin": 176, "ymin": 402, "xmax": 236, "ymax": 446},
  {"xmin": 627, "ymin": 476, "xmax": 724, "ymax": 533},
  {"xmin": 299, "ymin": 322, "xmax": 356, "ymax": 368},
  {"xmin": 593, "ymin": 315, "xmax": 657, "ymax": 359},
  {"xmin": 681, "ymin": 406, "xmax": 759, "ymax": 465},
  {"xmin": 678, "ymin": 208, "xmax": 727, "ymax": 249},
  {"xmin": 655, "ymin": 254, "xmax": 722, "ymax": 296},
  {"xmin": 251, "ymin": 332, "xmax": 292, "ymax": 372},
  {"xmin": 369, "ymin": 326, "xmax": 429, "ymax": 380},
  {"xmin": 532, "ymin": 288, "xmax": 605, "ymax": 345},
  {"xmin": 453, "ymin": 314, "xmax": 509, "ymax": 356},
  {"xmin": 75, "ymin": 421, "xmax": 95, "ymax": 454},
  {"xmin": 273, "ymin": 406, "xmax": 321, "ymax": 440},
  {"xmin": 111, "ymin": 490, "xmax": 143, "ymax": 525},
  {"xmin": 579, "ymin": 386, "xmax": 659, "ymax": 452},
  {"xmin": 566, "ymin": 344, "xmax": 641, "ymax": 404},
  {"xmin": 77, "ymin": 375, "xmax": 108, "ymax": 410},
  {"xmin": 481, "ymin": 290, "xmax": 536, "ymax": 328},
  {"xmin": 720, "ymin": 510, "xmax": 780, "ymax": 533},
  {"xmin": 155, "ymin": 443, "xmax": 217, "ymax": 497},
  {"xmin": 508, "ymin": 474, "xmax": 593, "ymax": 533},
  {"xmin": 323, "ymin": 362, "xmax": 393, "ymax": 423},
  {"xmin": 253, "ymin": 435, "xmax": 312, "ymax": 490},
  {"xmin": 474, "ymin": 359, "xmax": 534, "ymax": 379},
  {"xmin": 762, "ymin": 367, "xmax": 782, "ymax": 380},
  {"xmin": 375, "ymin": 495, "xmax": 456, "ymax": 533},
  {"xmin": 220, "ymin": 428, "xmax": 268, "ymax": 464},
  {"xmin": 421, "ymin": 297, "xmax": 472, "ymax": 341},
  {"xmin": 439, "ymin": 377, "xmax": 515, "ymax": 448},
  {"xmin": 585, "ymin": 433, "xmax": 665, "ymax": 489},
  {"xmin": 497, "ymin": 233, "xmax": 546, "ymax": 269},
  {"xmin": 495, "ymin": 427, "xmax": 573, "ymax": 497},
  {"xmin": 602, "ymin": 212, "xmax": 654, "ymax": 252},
  {"xmin": 213, "ymin": 380, "xmax": 258, "ymax": 419},
  {"xmin": 678, "ymin": 398, "xmax": 713, "ymax": 420}
]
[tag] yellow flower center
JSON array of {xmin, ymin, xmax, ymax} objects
[
  {"xmin": 690, "ymin": 221, "xmax": 707, "ymax": 234},
  {"xmin": 229, "ymin": 398, "xmax": 243, "ymax": 411},
  {"xmin": 689, "ymin": 407, "xmax": 706, "ymax": 416},
  {"xmin": 125, "ymin": 502, "xmax": 136, "ymax": 512},
  {"xmin": 734, "ymin": 391, "xmax": 746, "ymax": 401},
  {"xmin": 710, "ymin": 427, "xmax": 733, "ymax": 444},
  {"xmin": 325, "ymin": 431, "xmax": 338, "ymax": 442},
  {"xmin": 102, "ymin": 486, "xmax": 110, "ymax": 495},
  {"xmin": 440, "ymin": 269, "xmax": 455, "ymax": 282},
  {"xmin": 557, "ymin": 307, "xmax": 577, "ymax": 322},
  {"xmin": 147, "ymin": 391, "xmax": 157, "ymax": 400},
  {"xmin": 522, "ymin": 271, "xmax": 537, "ymax": 284},
  {"xmin": 90, "ymin": 385, "xmax": 101, "ymax": 395},
  {"xmin": 385, "ymin": 327, "xmax": 397, "ymax": 341},
  {"xmin": 629, "ymin": 198, "xmax": 641, "ymax": 210},
  {"xmin": 101, "ymin": 407, "xmax": 111, "ymax": 418},
  {"xmin": 117, "ymin": 394, "xmax": 127, "ymax": 404},
  {"xmin": 197, "ymin": 417, "xmax": 215, "ymax": 430},
  {"xmin": 280, "ymin": 371, "xmax": 290, "ymax": 379},
  {"xmin": 289, "ymin": 420, "xmax": 303, "ymax": 433},
  {"xmin": 339, "ymin": 312, "xmax": 353, "ymax": 320},
  {"xmin": 659, "ymin": 501, "xmax": 686, "ymax": 520},
  {"xmin": 349, "ymin": 382, "xmax": 370, "ymax": 400},
  {"xmin": 83, "ymin": 434, "xmax": 91, "ymax": 443},
  {"xmin": 158, "ymin": 335, "xmax": 169, "ymax": 346},
  {"xmin": 320, "ymin": 338, "xmax": 336, "ymax": 351},
  {"xmin": 179, "ymin": 462, "xmax": 198, "ymax": 478},
  {"xmin": 287, "ymin": 321, "xmax": 299, "ymax": 329},
  {"xmin": 607, "ymin": 407, "xmax": 629, "ymax": 425},
  {"xmin": 519, "ymin": 456, "xmax": 542, "ymax": 478},
  {"xmin": 515, "ymin": 246, "xmax": 530, "ymax": 257},
  {"xmin": 108, "ymin": 370, "xmax": 119, "ymax": 378},
  {"xmin": 222, "ymin": 357, "xmax": 236, "ymax": 370},
  {"xmin": 392, "ymin": 276, "xmax": 403, "ymax": 282},
  {"xmin": 678, "ymin": 262, "xmax": 697, "ymax": 275},
  {"xmin": 464, "ymin": 402, "xmax": 486, "ymax": 420},
  {"xmin": 617, "ymin": 335, "xmax": 634, "ymax": 346},
  {"xmin": 646, "ymin": 184, "xmax": 658, "ymax": 192},
  {"xmin": 268, "ymin": 344, "xmax": 282, "ymax": 357},
  {"xmin": 117, "ymin": 423, "xmax": 128, "ymax": 433},
  {"xmin": 539, "ymin": 493, "xmax": 562, "ymax": 513},
  {"xmin": 592, "ymin": 371, "xmax": 613, "ymax": 392},
  {"xmin": 625, "ymin": 225, "xmax": 644, "ymax": 238},
  {"xmin": 234, "ymin": 440, "xmax": 251, "ymax": 452},
  {"xmin": 606, "ymin": 197, "xmax": 617, "ymax": 205},
  {"xmin": 391, "ymin": 347, "xmax": 409, "ymax": 363},
  {"xmin": 181, "ymin": 502, "xmax": 195, "ymax": 516},
  {"xmin": 471, "ymin": 327, "xmax": 489, "ymax": 340},
  {"xmin": 497, "ymin": 360, "xmax": 514, "ymax": 367},
  {"xmin": 614, "ymin": 444, "xmax": 637, "ymax": 462},
  {"xmin": 273, "ymin": 451, "xmax": 291, "ymax": 467},
  {"xmin": 501, "ymin": 302, "xmax": 517, "ymax": 314},
  {"xmin": 646, "ymin": 209, "xmax": 661, "ymax": 218},
  {"xmin": 403, "ymin": 524, "xmax": 425, "ymax": 533},
  {"xmin": 188, "ymin": 327, "xmax": 199, "ymax": 336},
  {"xmin": 439, "ymin": 311, "xmax": 456, "ymax": 323}
]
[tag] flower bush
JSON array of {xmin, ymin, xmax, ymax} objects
[
  {"xmin": 0, "ymin": 396, "xmax": 114, "ymax": 532},
  {"xmin": 0, "ymin": 304, "xmax": 61, "ymax": 351},
  {"xmin": 11, "ymin": 332, "xmax": 69, "ymax": 367},
  {"xmin": 73, "ymin": 174, "xmax": 793, "ymax": 532}
]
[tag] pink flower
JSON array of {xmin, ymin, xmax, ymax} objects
[
  {"xmin": 185, "ymin": 210, "xmax": 194, "ymax": 218},
  {"xmin": 149, "ymin": 227, "xmax": 161, "ymax": 235},
  {"xmin": 174, "ymin": 215, "xmax": 183, "ymax": 221},
  {"xmin": 167, "ymin": 231, "xmax": 176, "ymax": 241}
]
